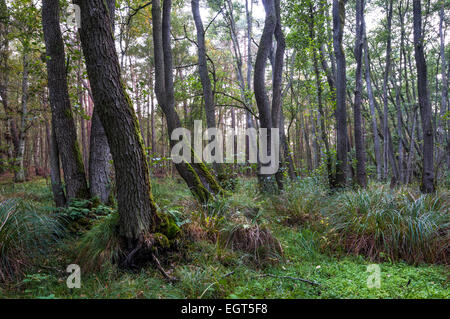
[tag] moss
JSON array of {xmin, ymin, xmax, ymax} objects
[
  {"xmin": 155, "ymin": 211, "xmax": 180, "ymax": 240},
  {"xmin": 153, "ymin": 233, "xmax": 170, "ymax": 249},
  {"xmin": 64, "ymin": 108, "xmax": 73, "ymax": 119},
  {"xmin": 184, "ymin": 162, "xmax": 210, "ymax": 203}
]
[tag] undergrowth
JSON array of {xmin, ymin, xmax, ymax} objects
[{"xmin": 0, "ymin": 177, "xmax": 448, "ymax": 299}]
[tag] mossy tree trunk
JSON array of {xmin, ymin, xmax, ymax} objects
[
  {"xmin": 88, "ymin": 0, "xmax": 114, "ymax": 204},
  {"xmin": 152, "ymin": 0, "xmax": 223, "ymax": 203},
  {"xmin": 42, "ymin": 0, "xmax": 89, "ymax": 200},
  {"xmin": 75, "ymin": 0, "xmax": 160, "ymax": 250}
]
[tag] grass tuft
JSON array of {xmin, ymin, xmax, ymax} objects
[{"xmin": 0, "ymin": 199, "xmax": 63, "ymax": 282}]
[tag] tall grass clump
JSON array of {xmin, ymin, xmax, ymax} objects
[
  {"xmin": 0, "ymin": 199, "xmax": 63, "ymax": 282},
  {"xmin": 270, "ymin": 177, "xmax": 327, "ymax": 226},
  {"xmin": 182, "ymin": 182, "xmax": 283, "ymax": 266},
  {"xmin": 323, "ymin": 185, "xmax": 449, "ymax": 264},
  {"xmin": 74, "ymin": 212, "xmax": 122, "ymax": 272}
]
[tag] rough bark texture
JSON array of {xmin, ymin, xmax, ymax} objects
[
  {"xmin": 332, "ymin": 0, "xmax": 348, "ymax": 187},
  {"xmin": 89, "ymin": 108, "xmax": 112, "ymax": 203},
  {"xmin": 413, "ymin": 0, "xmax": 435, "ymax": 193},
  {"xmin": 88, "ymin": 0, "xmax": 114, "ymax": 203},
  {"xmin": 48, "ymin": 118, "xmax": 66, "ymax": 207},
  {"xmin": 353, "ymin": 0, "xmax": 367, "ymax": 188},
  {"xmin": 42, "ymin": 0, "xmax": 89, "ymax": 199},
  {"xmin": 76, "ymin": 0, "xmax": 158, "ymax": 243}
]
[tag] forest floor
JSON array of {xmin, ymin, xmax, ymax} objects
[{"xmin": 0, "ymin": 176, "xmax": 448, "ymax": 299}]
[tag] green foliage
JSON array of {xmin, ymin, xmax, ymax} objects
[
  {"xmin": 0, "ymin": 178, "xmax": 448, "ymax": 299},
  {"xmin": 0, "ymin": 199, "xmax": 63, "ymax": 282},
  {"xmin": 322, "ymin": 184, "xmax": 449, "ymax": 264},
  {"xmin": 74, "ymin": 212, "xmax": 122, "ymax": 272},
  {"xmin": 270, "ymin": 177, "xmax": 328, "ymax": 226}
]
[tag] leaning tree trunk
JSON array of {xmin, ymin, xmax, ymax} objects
[
  {"xmin": 332, "ymin": 0, "xmax": 348, "ymax": 187},
  {"xmin": 152, "ymin": 0, "xmax": 222, "ymax": 203},
  {"xmin": 76, "ymin": 0, "xmax": 160, "ymax": 251},
  {"xmin": 353, "ymin": 0, "xmax": 367, "ymax": 188},
  {"xmin": 88, "ymin": 0, "xmax": 114, "ymax": 204},
  {"xmin": 413, "ymin": 0, "xmax": 435, "ymax": 193},
  {"xmin": 42, "ymin": 0, "xmax": 89, "ymax": 200}
]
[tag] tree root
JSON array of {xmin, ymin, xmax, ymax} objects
[{"xmin": 152, "ymin": 253, "xmax": 177, "ymax": 282}]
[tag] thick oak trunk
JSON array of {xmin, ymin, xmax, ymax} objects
[
  {"xmin": 88, "ymin": 0, "xmax": 114, "ymax": 204},
  {"xmin": 76, "ymin": 0, "xmax": 158, "ymax": 245}
]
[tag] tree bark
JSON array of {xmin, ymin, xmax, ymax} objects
[
  {"xmin": 382, "ymin": 0, "xmax": 393, "ymax": 181},
  {"xmin": 14, "ymin": 52, "xmax": 28, "ymax": 183},
  {"xmin": 253, "ymin": 0, "xmax": 284, "ymax": 193},
  {"xmin": 152, "ymin": 0, "xmax": 222, "ymax": 203},
  {"xmin": 42, "ymin": 0, "xmax": 89, "ymax": 199},
  {"xmin": 88, "ymin": 0, "xmax": 114, "ymax": 203},
  {"xmin": 192, "ymin": 0, "xmax": 224, "ymax": 178},
  {"xmin": 332, "ymin": 0, "xmax": 348, "ymax": 187},
  {"xmin": 48, "ymin": 118, "xmax": 66, "ymax": 207},
  {"xmin": 413, "ymin": 0, "xmax": 435, "ymax": 193},
  {"xmin": 437, "ymin": 1, "xmax": 448, "ymax": 176},
  {"xmin": 353, "ymin": 0, "xmax": 367, "ymax": 188},
  {"xmin": 76, "ymin": 0, "xmax": 159, "ymax": 247}
]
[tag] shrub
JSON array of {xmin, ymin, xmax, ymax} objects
[
  {"xmin": 0, "ymin": 199, "xmax": 63, "ymax": 282},
  {"xmin": 323, "ymin": 185, "xmax": 449, "ymax": 264}
]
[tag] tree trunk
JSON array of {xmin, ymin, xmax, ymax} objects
[
  {"xmin": 332, "ymin": 0, "xmax": 348, "ymax": 187},
  {"xmin": 413, "ymin": 0, "xmax": 435, "ymax": 193},
  {"xmin": 42, "ymin": 0, "xmax": 89, "ymax": 199},
  {"xmin": 88, "ymin": 0, "xmax": 114, "ymax": 204},
  {"xmin": 76, "ymin": 0, "xmax": 160, "ymax": 250},
  {"xmin": 382, "ymin": 0, "xmax": 393, "ymax": 181},
  {"xmin": 89, "ymin": 108, "xmax": 112, "ymax": 203},
  {"xmin": 48, "ymin": 118, "xmax": 66, "ymax": 207},
  {"xmin": 253, "ymin": 0, "xmax": 284, "ymax": 193},
  {"xmin": 353, "ymin": 0, "xmax": 367, "ymax": 188},
  {"xmin": 14, "ymin": 52, "xmax": 28, "ymax": 183},
  {"xmin": 152, "ymin": 0, "xmax": 222, "ymax": 203},
  {"xmin": 437, "ymin": 1, "xmax": 448, "ymax": 177},
  {"xmin": 191, "ymin": 0, "xmax": 224, "ymax": 178}
]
